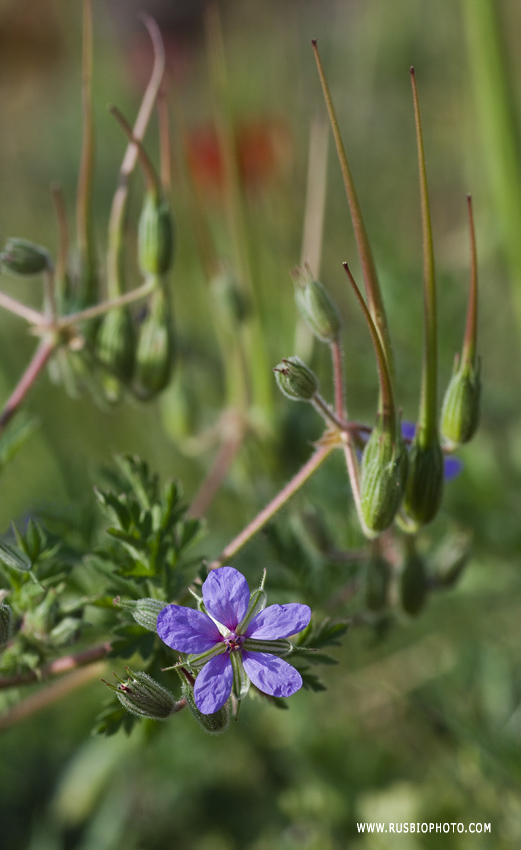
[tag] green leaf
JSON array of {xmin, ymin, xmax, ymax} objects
[
  {"xmin": 0, "ymin": 539, "xmax": 32, "ymax": 572},
  {"xmin": 0, "ymin": 414, "xmax": 39, "ymax": 472}
]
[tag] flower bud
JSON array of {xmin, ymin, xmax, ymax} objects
[
  {"xmin": 440, "ymin": 357, "xmax": 481, "ymax": 447},
  {"xmin": 1, "ymin": 238, "xmax": 51, "ymax": 277},
  {"xmin": 211, "ymin": 266, "xmax": 250, "ymax": 326},
  {"xmin": 400, "ymin": 542, "xmax": 428, "ymax": 615},
  {"xmin": 293, "ymin": 265, "xmax": 341, "ymax": 343},
  {"xmin": 114, "ymin": 597, "xmax": 165, "ymax": 632},
  {"xmin": 134, "ymin": 287, "xmax": 175, "ymax": 399},
  {"xmin": 403, "ymin": 437, "xmax": 444, "ymax": 528},
  {"xmin": 360, "ymin": 420, "xmax": 408, "ymax": 534},
  {"xmin": 181, "ymin": 678, "xmax": 230, "ymax": 735},
  {"xmin": 365, "ymin": 552, "xmax": 391, "ymax": 612},
  {"xmin": 106, "ymin": 669, "xmax": 177, "ymax": 720},
  {"xmin": 433, "ymin": 533, "xmax": 470, "ymax": 588},
  {"xmin": 96, "ymin": 307, "xmax": 136, "ymax": 403},
  {"xmin": 138, "ymin": 193, "xmax": 174, "ymax": 278},
  {"xmin": 273, "ymin": 356, "xmax": 319, "ymax": 401},
  {"xmin": 0, "ymin": 602, "xmax": 13, "ymax": 645}
]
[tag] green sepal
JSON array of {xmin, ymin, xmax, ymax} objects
[
  {"xmin": 440, "ymin": 356, "xmax": 481, "ymax": 447},
  {"xmin": 242, "ymin": 637, "xmax": 292, "ymax": 657},
  {"xmin": 187, "ymin": 642, "xmax": 227, "ymax": 670},
  {"xmin": 230, "ymin": 650, "xmax": 250, "ymax": 700},
  {"xmin": 237, "ymin": 582, "xmax": 267, "ymax": 634}
]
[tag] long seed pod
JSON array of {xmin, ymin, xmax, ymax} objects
[
  {"xmin": 343, "ymin": 262, "xmax": 407, "ymax": 536},
  {"xmin": 403, "ymin": 68, "xmax": 444, "ymax": 528}
]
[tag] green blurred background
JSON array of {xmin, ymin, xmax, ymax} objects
[{"xmin": 1, "ymin": 0, "xmax": 521, "ymax": 847}]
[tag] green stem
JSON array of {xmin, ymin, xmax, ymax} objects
[
  {"xmin": 54, "ymin": 279, "xmax": 156, "ymax": 331},
  {"xmin": 109, "ymin": 105, "xmax": 162, "ymax": 199},
  {"xmin": 462, "ymin": 194, "xmax": 478, "ymax": 365},
  {"xmin": 106, "ymin": 15, "xmax": 165, "ymax": 299},
  {"xmin": 343, "ymin": 262, "xmax": 396, "ymax": 441},
  {"xmin": 205, "ymin": 5, "xmax": 273, "ymax": 419},
  {"xmin": 76, "ymin": 0, "xmax": 97, "ymax": 305},
  {"xmin": 462, "ymin": 0, "xmax": 521, "ymax": 340}
]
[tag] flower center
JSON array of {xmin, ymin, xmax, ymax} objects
[{"xmin": 224, "ymin": 633, "xmax": 244, "ymax": 653}]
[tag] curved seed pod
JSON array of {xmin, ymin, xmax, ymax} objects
[
  {"xmin": 441, "ymin": 357, "xmax": 481, "ymax": 447},
  {"xmin": 273, "ymin": 356, "xmax": 319, "ymax": 401},
  {"xmin": 442, "ymin": 195, "xmax": 480, "ymax": 447},
  {"xmin": 1, "ymin": 238, "xmax": 51, "ymax": 277},
  {"xmin": 400, "ymin": 538, "xmax": 428, "ymax": 615},
  {"xmin": 360, "ymin": 423, "xmax": 409, "ymax": 534},
  {"xmin": 403, "ymin": 437, "xmax": 444, "ymax": 528},
  {"xmin": 134, "ymin": 287, "xmax": 175, "ymax": 399},
  {"xmin": 293, "ymin": 265, "xmax": 341, "ymax": 343},
  {"xmin": 96, "ymin": 307, "xmax": 136, "ymax": 403},
  {"xmin": 138, "ymin": 193, "xmax": 174, "ymax": 278}
]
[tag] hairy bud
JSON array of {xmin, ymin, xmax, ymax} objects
[
  {"xmin": 181, "ymin": 677, "xmax": 230, "ymax": 735},
  {"xmin": 403, "ymin": 437, "xmax": 444, "ymax": 528},
  {"xmin": 365, "ymin": 552, "xmax": 391, "ymax": 613},
  {"xmin": 293, "ymin": 265, "xmax": 341, "ymax": 343},
  {"xmin": 360, "ymin": 420, "xmax": 408, "ymax": 534},
  {"xmin": 114, "ymin": 597, "xmax": 165, "ymax": 632},
  {"xmin": 134, "ymin": 287, "xmax": 175, "ymax": 399},
  {"xmin": 440, "ymin": 357, "xmax": 481, "ymax": 447},
  {"xmin": 105, "ymin": 669, "xmax": 177, "ymax": 720},
  {"xmin": 273, "ymin": 356, "xmax": 319, "ymax": 401},
  {"xmin": 138, "ymin": 193, "xmax": 174, "ymax": 278},
  {"xmin": 1, "ymin": 238, "xmax": 51, "ymax": 277},
  {"xmin": 400, "ymin": 542, "xmax": 428, "ymax": 615},
  {"xmin": 96, "ymin": 307, "xmax": 136, "ymax": 403}
]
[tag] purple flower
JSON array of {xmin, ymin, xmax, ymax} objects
[{"xmin": 157, "ymin": 566, "xmax": 311, "ymax": 714}]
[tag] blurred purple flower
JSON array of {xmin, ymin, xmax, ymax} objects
[{"xmin": 157, "ymin": 566, "xmax": 311, "ymax": 714}]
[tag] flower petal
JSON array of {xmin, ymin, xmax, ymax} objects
[
  {"xmin": 157, "ymin": 605, "xmax": 222, "ymax": 653},
  {"xmin": 245, "ymin": 603, "xmax": 311, "ymax": 639},
  {"xmin": 444, "ymin": 456, "xmax": 463, "ymax": 481},
  {"xmin": 202, "ymin": 567, "xmax": 250, "ymax": 630},
  {"xmin": 194, "ymin": 653, "xmax": 233, "ymax": 714},
  {"xmin": 242, "ymin": 651, "xmax": 303, "ymax": 698}
]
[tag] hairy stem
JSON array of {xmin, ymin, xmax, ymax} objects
[
  {"xmin": 0, "ymin": 338, "xmax": 56, "ymax": 434},
  {"xmin": 0, "ymin": 641, "xmax": 112, "ymax": 691},
  {"xmin": 209, "ymin": 439, "xmax": 337, "ymax": 569}
]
